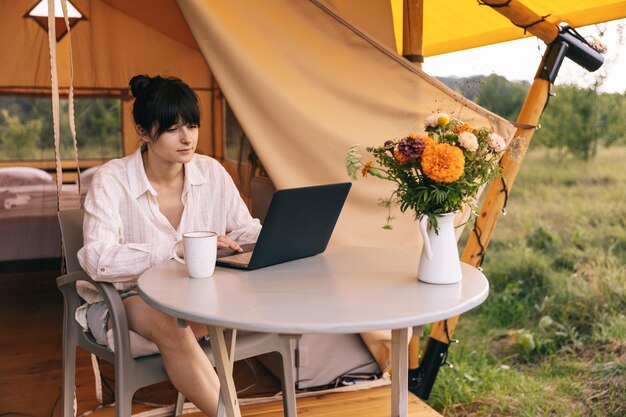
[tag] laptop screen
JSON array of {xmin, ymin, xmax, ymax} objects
[{"xmin": 217, "ymin": 182, "xmax": 351, "ymax": 270}]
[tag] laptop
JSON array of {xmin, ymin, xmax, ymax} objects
[{"xmin": 216, "ymin": 182, "xmax": 351, "ymax": 270}]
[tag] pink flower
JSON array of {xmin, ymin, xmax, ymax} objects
[
  {"xmin": 458, "ymin": 132, "xmax": 478, "ymax": 152},
  {"xmin": 488, "ymin": 133, "xmax": 506, "ymax": 152},
  {"xmin": 424, "ymin": 113, "xmax": 439, "ymax": 128}
]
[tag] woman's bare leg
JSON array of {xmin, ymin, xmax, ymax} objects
[{"xmin": 122, "ymin": 296, "xmax": 220, "ymax": 416}]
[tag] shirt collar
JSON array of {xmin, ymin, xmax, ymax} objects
[
  {"xmin": 127, "ymin": 148, "xmax": 207, "ymax": 199},
  {"xmin": 184, "ymin": 156, "xmax": 207, "ymax": 187},
  {"xmin": 127, "ymin": 148, "xmax": 156, "ymax": 198}
]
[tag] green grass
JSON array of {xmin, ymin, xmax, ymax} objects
[{"xmin": 426, "ymin": 146, "xmax": 626, "ymax": 417}]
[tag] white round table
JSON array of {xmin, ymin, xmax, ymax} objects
[{"xmin": 138, "ymin": 245, "xmax": 489, "ymax": 417}]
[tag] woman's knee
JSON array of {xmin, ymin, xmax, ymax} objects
[{"xmin": 124, "ymin": 296, "xmax": 189, "ymax": 344}]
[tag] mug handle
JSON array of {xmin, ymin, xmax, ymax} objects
[{"xmin": 173, "ymin": 253, "xmax": 185, "ymax": 264}]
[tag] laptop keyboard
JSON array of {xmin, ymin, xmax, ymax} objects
[{"xmin": 219, "ymin": 251, "xmax": 253, "ymax": 264}]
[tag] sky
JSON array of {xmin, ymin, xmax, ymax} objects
[{"xmin": 423, "ymin": 18, "xmax": 626, "ymax": 94}]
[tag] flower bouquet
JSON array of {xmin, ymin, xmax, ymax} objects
[{"xmin": 346, "ymin": 112, "xmax": 507, "ymax": 231}]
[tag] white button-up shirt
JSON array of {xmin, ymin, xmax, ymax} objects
[{"xmin": 75, "ymin": 148, "xmax": 261, "ymax": 327}]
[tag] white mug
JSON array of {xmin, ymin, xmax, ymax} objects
[{"xmin": 173, "ymin": 231, "xmax": 217, "ymax": 278}]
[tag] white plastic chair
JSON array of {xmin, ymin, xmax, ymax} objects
[{"xmin": 57, "ymin": 208, "xmax": 296, "ymax": 417}]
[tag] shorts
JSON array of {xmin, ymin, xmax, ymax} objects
[{"xmin": 86, "ymin": 290, "xmax": 138, "ymax": 346}]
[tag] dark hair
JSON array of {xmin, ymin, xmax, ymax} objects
[{"xmin": 129, "ymin": 75, "xmax": 200, "ymax": 140}]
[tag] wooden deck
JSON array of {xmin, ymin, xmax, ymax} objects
[
  {"xmin": 79, "ymin": 386, "xmax": 441, "ymax": 417},
  {"xmin": 0, "ymin": 268, "xmax": 442, "ymax": 417}
]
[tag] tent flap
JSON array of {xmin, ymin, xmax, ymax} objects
[{"xmin": 178, "ymin": 0, "xmax": 515, "ymax": 249}]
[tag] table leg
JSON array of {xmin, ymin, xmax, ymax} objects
[
  {"xmin": 207, "ymin": 326, "xmax": 241, "ymax": 417},
  {"xmin": 278, "ymin": 334, "xmax": 299, "ymax": 417},
  {"xmin": 391, "ymin": 328, "xmax": 409, "ymax": 417}
]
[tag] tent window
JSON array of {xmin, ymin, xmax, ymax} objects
[
  {"xmin": 0, "ymin": 97, "xmax": 122, "ymax": 162},
  {"xmin": 223, "ymin": 101, "xmax": 251, "ymax": 164},
  {"xmin": 25, "ymin": 0, "xmax": 85, "ymax": 42}
]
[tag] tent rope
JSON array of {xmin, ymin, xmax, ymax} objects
[
  {"xmin": 498, "ymin": 172, "xmax": 509, "ymax": 216},
  {"xmin": 47, "ymin": 0, "xmax": 62, "ymax": 210},
  {"xmin": 476, "ymin": 0, "xmax": 512, "ymax": 8},
  {"xmin": 470, "ymin": 220, "xmax": 486, "ymax": 267},
  {"xmin": 477, "ymin": 1, "xmax": 551, "ymax": 35},
  {"xmin": 60, "ymin": 0, "xmax": 82, "ymax": 198},
  {"xmin": 469, "ymin": 171, "xmax": 509, "ymax": 268},
  {"xmin": 512, "ymin": 122, "xmax": 539, "ymax": 129},
  {"xmin": 513, "ymin": 15, "xmax": 552, "ymax": 35}
]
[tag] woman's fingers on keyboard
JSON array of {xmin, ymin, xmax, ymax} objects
[{"xmin": 217, "ymin": 235, "xmax": 243, "ymax": 252}]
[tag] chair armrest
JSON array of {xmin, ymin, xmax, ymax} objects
[{"xmin": 56, "ymin": 270, "xmax": 133, "ymax": 359}]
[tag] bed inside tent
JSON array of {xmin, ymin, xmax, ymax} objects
[{"xmin": 1, "ymin": 0, "xmax": 623, "ymax": 416}]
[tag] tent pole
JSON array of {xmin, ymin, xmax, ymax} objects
[
  {"xmin": 412, "ymin": 0, "xmax": 566, "ymax": 399},
  {"xmin": 412, "ymin": 63, "xmax": 553, "ymax": 402},
  {"xmin": 403, "ymin": 0, "xmax": 425, "ymax": 372},
  {"xmin": 433, "ymin": 77, "xmax": 550, "ymax": 330},
  {"xmin": 402, "ymin": 0, "xmax": 424, "ymax": 67}
]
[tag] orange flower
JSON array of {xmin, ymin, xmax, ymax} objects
[
  {"xmin": 453, "ymin": 123, "xmax": 473, "ymax": 134},
  {"xmin": 394, "ymin": 148, "xmax": 411, "ymax": 165},
  {"xmin": 421, "ymin": 143, "xmax": 465, "ymax": 183},
  {"xmin": 420, "ymin": 135, "xmax": 436, "ymax": 148},
  {"xmin": 361, "ymin": 161, "xmax": 373, "ymax": 177}
]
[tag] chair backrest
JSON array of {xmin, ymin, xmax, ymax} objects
[{"xmin": 58, "ymin": 208, "xmax": 84, "ymax": 273}]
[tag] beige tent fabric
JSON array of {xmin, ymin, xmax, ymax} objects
[
  {"xmin": 179, "ymin": 0, "xmax": 515, "ymax": 372},
  {"xmin": 322, "ymin": 0, "xmax": 397, "ymax": 51},
  {"xmin": 0, "ymin": 0, "xmax": 211, "ymax": 91},
  {"xmin": 179, "ymin": 0, "xmax": 514, "ymax": 250}
]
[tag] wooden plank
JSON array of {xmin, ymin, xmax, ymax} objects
[
  {"xmin": 238, "ymin": 386, "xmax": 441, "ymax": 417},
  {"xmin": 76, "ymin": 386, "xmax": 442, "ymax": 417}
]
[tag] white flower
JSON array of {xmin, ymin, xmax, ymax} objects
[
  {"xmin": 488, "ymin": 133, "xmax": 506, "ymax": 152},
  {"xmin": 345, "ymin": 144, "xmax": 363, "ymax": 180},
  {"xmin": 424, "ymin": 113, "xmax": 439, "ymax": 128},
  {"xmin": 458, "ymin": 132, "xmax": 478, "ymax": 152}
]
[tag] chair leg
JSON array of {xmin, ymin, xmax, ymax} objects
[
  {"xmin": 174, "ymin": 392, "xmax": 185, "ymax": 416},
  {"xmin": 61, "ymin": 325, "xmax": 77, "ymax": 417},
  {"xmin": 115, "ymin": 376, "xmax": 134, "ymax": 417},
  {"xmin": 278, "ymin": 335, "xmax": 298, "ymax": 417},
  {"xmin": 61, "ymin": 345, "xmax": 77, "ymax": 417}
]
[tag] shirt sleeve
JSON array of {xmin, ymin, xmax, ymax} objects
[{"xmin": 77, "ymin": 171, "xmax": 178, "ymax": 283}]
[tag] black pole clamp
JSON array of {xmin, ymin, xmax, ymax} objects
[{"xmin": 408, "ymin": 337, "xmax": 451, "ymax": 400}]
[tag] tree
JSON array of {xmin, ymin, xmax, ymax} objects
[
  {"xmin": 535, "ymin": 85, "xmax": 626, "ymax": 160},
  {"xmin": 0, "ymin": 109, "xmax": 43, "ymax": 160},
  {"xmin": 474, "ymin": 74, "xmax": 529, "ymax": 122},
  {"xmin": 439, "ymin": 74, "xmax": 529, "ymax": 122}
]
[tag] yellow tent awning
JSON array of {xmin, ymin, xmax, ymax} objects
[{"xmin": 390, "ymin": 0, "xmax": 626, "ymax": 56}]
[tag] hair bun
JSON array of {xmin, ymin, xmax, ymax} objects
[{"xmin": 129, "ymin": 75, "xmax": 151, "ymax": 98}]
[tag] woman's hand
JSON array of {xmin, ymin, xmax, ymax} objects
[
  {"xmin": 175, "ymin": 241, "xmax": 185, "ymax": 258},
  {"xmin": 217, "ymin": 235, "xmax": 242, "ymax": 252}
]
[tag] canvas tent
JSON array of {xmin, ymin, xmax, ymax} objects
[
  {"xmin": 1, "ymin": 0, "xmax": 625, "ymax": 412},
  {"xmin": 2, "ymin": 0, "xmax": 623, "ymax": 247}
]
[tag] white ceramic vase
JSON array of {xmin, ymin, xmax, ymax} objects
[{"xmin": 418, "ymin": 212, "xmax": 462, "ymax": 285}]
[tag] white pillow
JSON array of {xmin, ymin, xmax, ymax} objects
[
  {"xmin": 0, "ymin": 167, "xmax": 54, "ymax": 187},
  {"xmin": 79, "ymin": 165, "xmax": 101, "ymax": 192}
]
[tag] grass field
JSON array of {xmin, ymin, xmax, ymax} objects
[{"xmin": 425, "ymin": 146, "xmax": 626, "ymax": 417}]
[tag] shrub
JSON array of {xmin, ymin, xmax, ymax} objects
[
  {"xmin": 526, "ymin": 226, "xmax": 560, "ymax": 253},
  {"xmin": 480, "ymin": 246, "xmax": 553, "ymax": 328}
]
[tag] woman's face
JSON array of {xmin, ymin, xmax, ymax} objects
[{"xmin": 143, "ymin": 118, "xmax": 199, "ymax": 165}]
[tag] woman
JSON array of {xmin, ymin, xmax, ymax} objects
[{"xmin": 77, "ymin": 74, "xmax": 261, "ymax": 415}]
